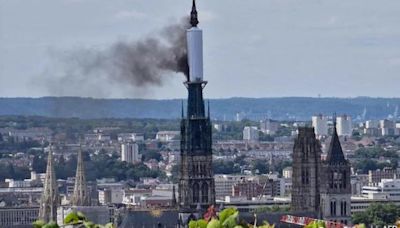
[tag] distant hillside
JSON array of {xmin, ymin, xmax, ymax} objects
[{"xmin": 0, "ymin": 97, "xmax": 399, "ymax": 121}]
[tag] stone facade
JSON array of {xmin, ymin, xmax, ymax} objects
[
  {"xmin": 291, "ymin": 124, "xmax": 352, "ymax": 225},
  {"xmin": 291, "ymin": 127, "xmax": 321, "ymax": 213},
  {"xmin": 320, "ymin": 125, "xmax": 351, "ymax": 225}
]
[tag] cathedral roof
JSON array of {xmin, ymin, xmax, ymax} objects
[{"xmin": 326, "ymin": 123, "xmax": 346, "ymax": 164}]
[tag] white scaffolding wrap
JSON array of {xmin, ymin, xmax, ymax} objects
[{"xmin": 187, "ymin": 27, "xmax": 203, "ymax": 82}]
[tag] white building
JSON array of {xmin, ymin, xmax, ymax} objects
[
  {"xmin": 282, "ymin": 167, "xmax": 293, "ymax": 179},
  {"xmin": 380, "ymin": 119, "xmax": 397, "ymax": 136},
  {"xmin": 98, "ymin": 183, "xmax": 124, "ymax": 205},
  {"xmin": 156, "ymin": 131, "xmax": 180, "ymax": 142},
  {"xmin": 0, "ymin": 207, "xmax": 39, "ymax": 227},
  {"xmin": 214, "ymin": 175, "xmax": 254, "ymax": 199},
  {"xmin": 117, "ymin": 133, "xmax": 144, "ymax": 142},
  {"xmin": 365, "ymin": 120, "xmax": 379, "ymax": 129},
  {"xmin": 243, "ymin": 126, "xmax": 259, "ymax": 141},
  {"xmin": 336, "ymin": 115, "xmax": 352, "ymax": 136},
  {"xmin": 362, "ymin": 179, "xmax": 400, "ymax": 200},
  {"xmin": 312, "ymin": 114, "xmax": 328, "ymax": 137},
  {"xmin": 121, "ymin": 143, "xmax": 140, "ymax": 164},
  {"xmin": 260, "ymin": 119, "xmax": 279, "ymax": 135}
]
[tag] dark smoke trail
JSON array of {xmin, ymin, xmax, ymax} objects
[
  {"xmin": 42, "ymin": 18, "xmax": 190, "ymax": 97},
  {"xmin": 108, "ymin": 20, "xmax": 190, "ymax": 85}
]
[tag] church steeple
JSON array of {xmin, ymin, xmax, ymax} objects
[
  {"xmin": 179, "ymin": 0, "xmax": 215, "ymax": 211},
  {"xmin": 38, "ymin": 145, "xmax": 59, "ymax": 222},
  {"xmin": 326, "ymin": 115, "xmax": 346, "ymax": 164},
  {"xmin": 71, "ymin": 144, "xmax": 91, "ymax": 206},
  {"xmin": 190, "ymin": 0, "xmax": 199, "ymax": 27}
]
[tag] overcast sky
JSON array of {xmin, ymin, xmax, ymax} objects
[{"xmin": 1, "ymin": 0, "xmax": 400, "ymax": 99}]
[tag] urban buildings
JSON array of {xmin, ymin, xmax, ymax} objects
[
  {"xmin": 362, "ymin": 179, "xmax": 400, "ymax": 200},
  {"xmin": 368, "ymin": 168, "xmax": 398, "ymax": 186},
  {"xmin": 312, "ymin": 114, "xmax": 328, "ymax": 137},
  {"xmin": 260, "ymin": 119, "xmax": 279, "ymax": 135},
  {"xmin": 243, "ymin": 126, "xmax": 259, "ymax": 141},
  {"xmin": 336, "ymin": 115, "xmax": 352, "ymax": 136},
  {"xmin": 156, "ymin": 131, "xmax": 180, "ymax": 142},
  {"xmin": 120, "ymin": 143, "xmax": 140, "ymax": 164}
]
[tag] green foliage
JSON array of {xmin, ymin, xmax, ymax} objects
[
  {"xmin": 352, "ymin": 203, "xmax": 400, "ymax": 226},
  {"xmin": 189, "ymin": 207, "xmax": 275, "ymax": 228},
  {"xmin": 219, "ymin": 207, "xmax": 238, "ymax": 224},
  {"xmin": 142, "ymin": 150, "xmax": 162, "ymax": 162},
  {"xmin": 189, "ymin": 219, "xmax": 208, "ymax": 228},
  {"xmin": 304, "ymin": 220, "xmax": 325, "ymax": 228},
  {"xmin": 207, "ymin": 219, "xmax": 222, "ymax": 228},
  {"xmin": 251, "ymin": 160, "xmax": 269, "ymax": 174},
  {"xmin": 33, "ymin": 220, "xmax": 46, "ymax": 228},
  {"xmin": 34, "ymin": 211, "xmax": 114, "ymax": 228},
  {"xmin": 222, "ymin": 211, "xmax": 239, "ymax": 228},
  {"xmin": 213, "ymin": 160, "xmax": 241, "ymax": 174}
]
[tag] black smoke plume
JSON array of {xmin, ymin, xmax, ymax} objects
[{"xmin": 43, "ymin": 18, "xmax": 190, "ymax": 97}]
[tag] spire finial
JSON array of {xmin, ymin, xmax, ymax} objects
[{"xmin": 190, "ymin": 0, "xmax": 199, "ymax": 27}]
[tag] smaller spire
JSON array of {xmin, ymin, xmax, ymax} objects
[
  {"xmin": 326, "ymin": 113, "xmax": 346, "ymax": 164},
  {"xmin": 190, "ymin": 0, "xmax": 199, "ymax": 27}
]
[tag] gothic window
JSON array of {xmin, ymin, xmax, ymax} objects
[
  {"xmin": 330, "ymin": 171, "xmax": 334, "ymax": 188},
  {"xmin": 193, "ymin": 183, "xmax": 200, "ymax": 203},
  {"xmin": 301, "ymin": 170, "xmax": 305, "ymax": 184},
  {"xmin": 340, "ymin": 201, "xmax": 345, "ymax": 216},
  {"xmin": 201, "ymin": 182, "xmax": 209, "ymax": 203},
  {"xmin": 342, "ymin": 171, "xmax": 347, "ymax": 189},
  {"xmin": 333, "ymin": 171, "xmax": 342, "ymax": 189},
  {"xmin": 305, "ymin": 169, "xmax": 310, "ymax": 184},
  {"xmin": 330, "ymin": 200, "xmax": 337, "ymax": 216}
]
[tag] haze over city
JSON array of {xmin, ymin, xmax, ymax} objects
[{"xmin": 1, "ymin": 0, "xmax": 400, "ymax": 99}]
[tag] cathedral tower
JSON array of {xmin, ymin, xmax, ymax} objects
[
  {"xmin": 38, "ymin": 146, "xmax": 59, "ymax": 222},
  {"xmin": 179, "ymin": 0, "xmax": 215, "ymax": 210},
  {"xmin": 291, "ymin": 127, "xmax": 321, "ymax": 213},
  {"xmin": 320, "ymin": 120, "xmax": 351, "ymax": 225}
]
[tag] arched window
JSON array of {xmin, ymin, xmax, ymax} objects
[
  {"xmin": 342, "ymin": 171, "xmax": 347, "ymax": 189},
  {"xmin": 193, "ymin": 183, "xmax": 200, "ymax": 203},
  {"xmin": 201, "ymin": 182, "xmax": 209, "ymax": 203},
  {"xmin": 330, "ymin": 200, "xmax": 336, "ymax": 216}
]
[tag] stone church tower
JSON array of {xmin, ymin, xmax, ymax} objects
[
  {"xmin": 178, "ymin": 0, "xmax": 215, "ymax": 210},
  {"xmin": 320, "ymin": 121, "xmax": 351, "ymax": 225},
  {"xmin": 291, "ymin": 127, "xmax": 321, "ymax": 213}
]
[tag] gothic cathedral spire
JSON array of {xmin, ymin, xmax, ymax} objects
[
  {"xmin": 71, "ymin": 144, "xmax": 91, "ymax": 206},
  {"xmin": 38, "ymin": 145, "xmax": 59, "ymax": 222}
]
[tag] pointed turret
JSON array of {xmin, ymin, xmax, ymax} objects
[
  {"xmin": 71, "ymin": 145, "xmax": 91, "ymax": 206},
  {"xmin": 38, "ymin": 145, "xmax": 59, "ymax": 222},
  {"xmin": 326, "ymin": 117, "xmax": 346, "ymax": 164},
  {"xmin": 190, "ymin": 0, "xmax": 199, "ymax": 27}
]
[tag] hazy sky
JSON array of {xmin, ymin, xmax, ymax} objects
[{"xmin": 1, "ymin": 0, "xmax": 400, "ymax": 99}]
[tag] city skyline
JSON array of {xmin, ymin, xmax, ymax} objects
[{"xmin": 1, "ymin": 0, "xmax": 400, "ymax": 99}]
